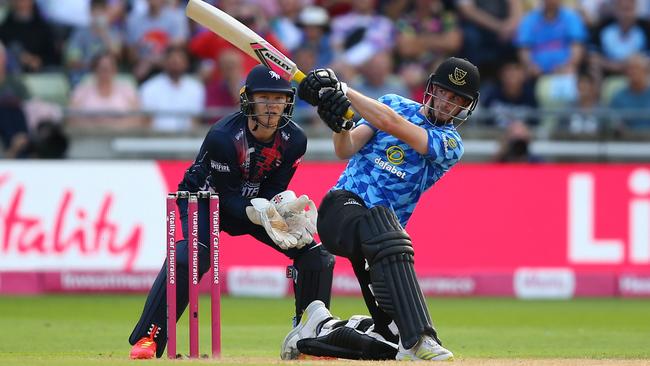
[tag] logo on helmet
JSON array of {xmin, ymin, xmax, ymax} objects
[
  {"xmin": 448, "ymin": 67, "xmax": 467, "ymax": 86},
  {"xmin": 269, "ymin": 70, "xmax": 281, "ymax": 80},
  {"xmin": 386, "ymin": 145, "xmax": 405, "ymax": 165}
]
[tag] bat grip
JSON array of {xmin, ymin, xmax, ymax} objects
[{"xmin": 293, "ymin": 70, "xmax": 355, "ymax": 126}]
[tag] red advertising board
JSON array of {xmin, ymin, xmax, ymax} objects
[
  {"xmin": 1, "ymin": 161, "xmax": 649, "ymax": 297},
  {"xmin": 156, "ymin": 162, "xmax": 650, "ymax": 274}
]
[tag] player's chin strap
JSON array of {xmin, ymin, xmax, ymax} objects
[{"xmin": 250, "ymin": 114, "xmax": 292, "ymax": 131}]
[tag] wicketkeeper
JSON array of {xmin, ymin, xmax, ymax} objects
[{"xmin": 129, "ymin": 65, "xmax": 334, "ymax": 359}]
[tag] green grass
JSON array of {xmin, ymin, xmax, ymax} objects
[{"xmin": 0, "ymin": 295, "xmax": 648, "ymax": 365}]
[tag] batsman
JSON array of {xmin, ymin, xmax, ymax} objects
[
  {"xmin": 128, "ymin": 65, "xmax": 334, "ymax": 359},
  {"xmin": 281, "ymin": 57, "xmax": 481, "ymax": 361}
]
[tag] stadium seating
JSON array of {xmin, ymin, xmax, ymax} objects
[{"xmin": 22, "ymin": 72, "xmax": 70, "ymax": 106}]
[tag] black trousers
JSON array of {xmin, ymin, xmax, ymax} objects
[{"xmin": 317, "ymin": 189, "xmax": 397, "ymax": 342}]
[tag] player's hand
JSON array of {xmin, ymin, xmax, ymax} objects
[
  {"xmin": 317, "ymin": 88, "xmax": 352, "ymax": 133},
  {"xmin": 246, "ymin": 198, "xmax": 298, "ymax": 250},
  {"xmin": 298, "ymin": 68, "xmax": 340, "ymax": 106},
  {"xmin": 271, "ymin": 190, "xmax": 318, "ymax": 248}
]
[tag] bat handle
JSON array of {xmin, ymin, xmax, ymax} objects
[{"xmin": 293, "ymin": 70, "xmax": 356, "ymax": 125}]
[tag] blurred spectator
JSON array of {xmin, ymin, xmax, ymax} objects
[
  {"xmin": 7, "ymin": 120, "xmax": 69, "ymax": 159},
  {"xmin": 126, "ymin": 0, "xmax": 189, "ymax": 82},
  {"xmin": 316, "ymin": 0, "xmax": 353, "ymax": 17},
  {"xmin": 139, "ymin": 46, "xmax": 204, "ymax": 132},
  {"xmin": 204, "ymin": 49, "xmax": 243, "ymax": 123},
  {"xmin": 0, "ymin": 0, "xmax": 60, "ymax": 72},
  {"xmin": 589, "ymin": 0, "xmax": 650, "ymax": 77},
  {"xmin": 291, "ymin": 45, "xmax": 321, "ymax": 126},
  {"xmin": 395, "ymin": 0, "xmax": 462, "ymax": 70},
  {"xmin": 494, "ymin": 120, "xmax": 543, "ymax": 163},
  {"xmin": 270, "ymin": 0, "xmax": 303, "ymax": 52},
  {"xmin": 609, "ymin": 54, "xmax": 650, "ymax": 130},
  {"xmin": 350, "ymin": 51, "xmax": 409, "ymax": 100},
  {"xmin": 296, "ymin": 6, "xmax": 333, "ymax": 68},
  {"xmin": 330, "ymin": 0, "xmax": 395, "ymax": 67},
  {"xmin": 189, "ymin": 2, "xmax": 286, "ymax": 77},
  {"xmin": 561, "ymin": 73, "xmax": 601, "ymax": 135},
  {"xmin": 639, "ymin": 0, "xmax": 650, "ymax": 18},
  {"xmin": 68, "ymin": 52, "xmax": 143, "ymax": 130},
  {"xmin": 0, "ymin": 39, "xmax": 30, "ymax": 157},
  {"xmin": 482, "ymin": 60, "xmax": 537, "ymax": 127},
  {"xmin": 516, "ymin": 0, "xmax": 587, "ymax": 78},
  {"xmin": 65, "ymin": 0, "xmax": 124, "ymax": 85},
  {"xmin": 456, "ymin": 0, "xmax": 522, "ymax": 81},
  {"xmin": 574, "ymin": 0, "xmax": 611, "ymax": 27},
  {"xmin": 37, "ymin": 0, "xmax": 91, "ymax": 28}
]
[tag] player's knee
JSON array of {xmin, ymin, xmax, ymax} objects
[{"xmin": 359, "ymin": 206, "xmax": 413, "ymax": 264}]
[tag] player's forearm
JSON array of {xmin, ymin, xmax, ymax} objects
[
  {"xmin": 347, "ymin": 89, "xmax": 398, "ymax": 133},
  {"xmin": 332, "ymin": 130, "xmax": 355, "ymax": 159}
]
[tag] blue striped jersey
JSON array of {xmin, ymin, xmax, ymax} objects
[{"xmin": 333, "ymin": 94, "xmax": 464, "ymax": 227}]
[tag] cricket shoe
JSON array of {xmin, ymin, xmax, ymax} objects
[
  {"xmin": 280, "ymin": 300, "xmax": 333, "ymax": 360},
  {"xmin": 129, "ymin": 324, "xmax": 160, "ymax": 359},
  {"xmin": 396, "ymin": 335, "xmax": 454, "ymax": 361}
]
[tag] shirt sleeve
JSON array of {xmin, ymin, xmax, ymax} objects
[{"xmin": 425, "ymin": 129, "xmax": 464, "ymax": 165}]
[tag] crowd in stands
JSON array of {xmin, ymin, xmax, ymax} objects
[{"xmin": 1, "ymin": 0, "xmax": 650, "ymax": 159}]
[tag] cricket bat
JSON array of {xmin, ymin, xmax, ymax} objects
[{"xmin": 185, "ymin": 0, "xmax": 355, "ymax": 127}]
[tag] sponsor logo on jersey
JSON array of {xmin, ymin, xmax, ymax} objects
[
  {"xmin": 442, "ymin": 134, "xmax": 458, "ymax": 153},
  {"xmin": 210, "ymin": 160, "xmax": 230, "ymax": 173},
  {"xmin": 241, "ymin": 181, "xmax": 260, "ymax": 198},
  {"xmin": 374, "ymin": 157, "xmax": 407, "ymax": 179},
  {"xmin": 386, "ymin": 145, "xmax": 405, "ymax": 165}
]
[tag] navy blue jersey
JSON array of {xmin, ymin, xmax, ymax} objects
[{"xmin": 178, "ymin": 112, "xmax": 307, "ymax": 221}]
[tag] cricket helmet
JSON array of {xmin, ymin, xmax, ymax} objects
[
  {"xmin": 423, "ymin": 57, "xmax": 480, "ymax": 125},
  {"xmin": 240, "ymin": 65, "xmax": 296, "ymax": 126}
]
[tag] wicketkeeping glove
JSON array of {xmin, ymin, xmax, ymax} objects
[
  {"xmin": 298, "ymin": 68, "xmax": 340, "ymax": 106},
  {"xmin": 270, "ymin": 190, "xmax": 318, "ymax": 248},
  {"xmin": 246, "ymin": 198, "xmax": 298, "ymax": 250},
  {"xmin": 317, "ymin": 88, "xmax": 352, "ymax": 133}
]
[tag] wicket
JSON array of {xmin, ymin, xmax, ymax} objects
[{"xmin": 166, "ymin": 191, "xmax": 221, "ymax": 359}]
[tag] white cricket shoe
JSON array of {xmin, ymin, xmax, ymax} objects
[
  {"xmin": 280, "ymin": 300, "xmax": 333, "ymax": 360},
  {"xmin": 396, "ymin": 335, "xmax": 454, "ymax": 361}
]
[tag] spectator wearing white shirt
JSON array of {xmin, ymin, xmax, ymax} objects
[{"xmin": 140, "ymin": 46, "xmax": 205, "ymax": 132}]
